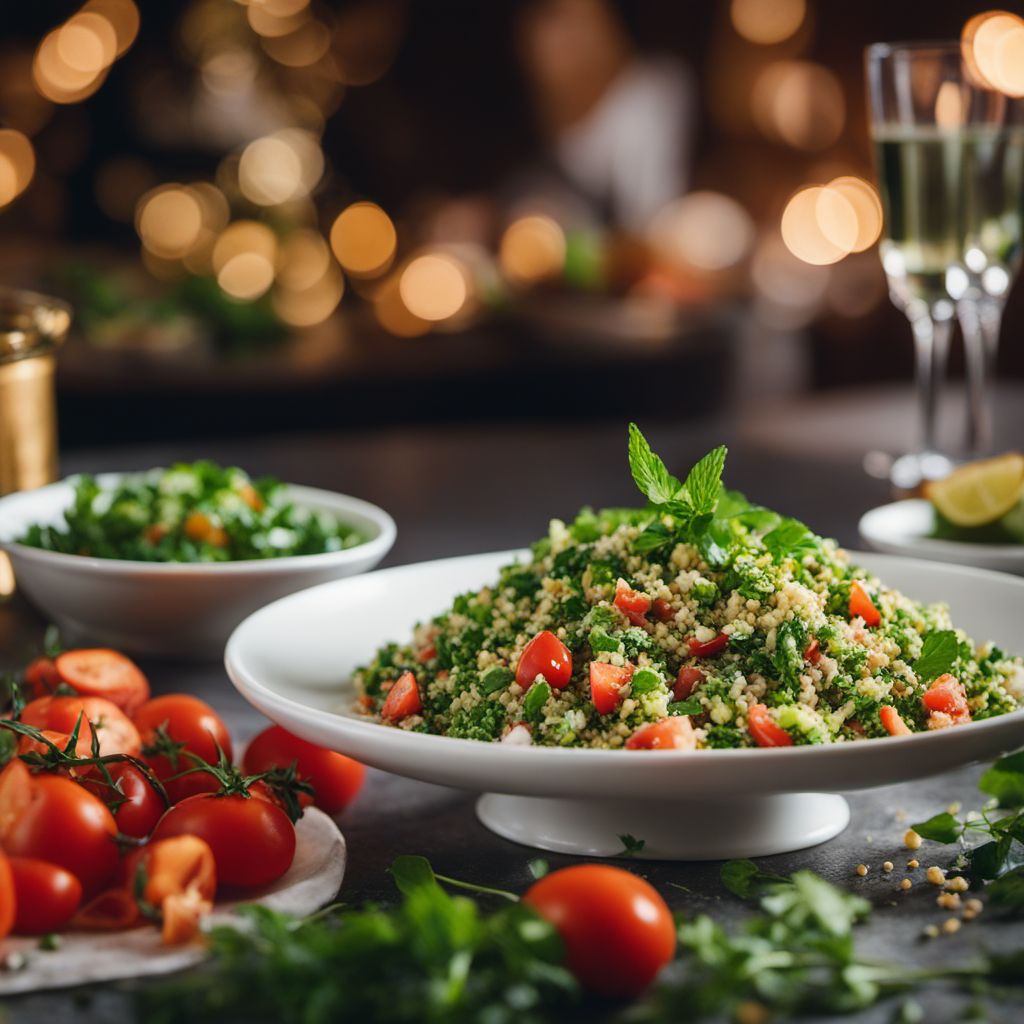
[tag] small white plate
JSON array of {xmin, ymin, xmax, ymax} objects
[
  {"xmin": 0, "ymin": 808, "xmax": 346, "ymax": 995},
  {"xmin": 0, "ymin": 475, "xmax": 396, "ymax": 659},
  {"xmin": 859, "ymin": 499, "xmax": 1024, "ymax": 575},
  {"xmin": 226, "ymin": 550, "xmax": 1024, "ymax": 861}
]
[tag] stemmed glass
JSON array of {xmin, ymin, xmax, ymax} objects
[{"xmin": 866, "ymin": 42, "xmax": 1023, "ymax": 488}]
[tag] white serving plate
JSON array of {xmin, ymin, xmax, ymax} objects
[
  {"xmin": 226, "ymin": 550, "xmax": 1024, "ymax": 860},
  {"xmin": 860, "ymin": 499, "xmax": 1024, "ymax": 574},
  {"xmin": 0, "ymin": 475, "xmax": 396, "ymax": 659}
]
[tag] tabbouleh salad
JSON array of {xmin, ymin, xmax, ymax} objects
[
  {"xmin": 354, "ymin": 426, "xmax": 1024, "ymax": 750},
  {"xmin": 19, "ymin": 462, "xmax": 366, "ymax": 563}
]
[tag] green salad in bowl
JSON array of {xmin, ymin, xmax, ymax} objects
[
  {"xmin": 18, "ymin": 462, "xmax": 367, "ymax": 563},
  {"xmin": 355, "ymin": 427, "xmax": 1023, "ymax": 750}
]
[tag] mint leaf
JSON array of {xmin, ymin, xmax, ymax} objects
[
  {"xmin": 682, "ymin": 445, "xmax": 727, "ymax": 517},
  {"xmin": 763, "ymin": 517, "xmax": 817, "ymax": 561},
  {"xmin": 909, "ymin": 811, "xmax": 963, "ymax": 844},
  {"xmin": 979, "ymin": 750, "xmax": 1024, "ymax": 807},
  {"xmin": 914, "ymin": 630, "xmax": 959, "ymax": 684},
  {"xmin": 668, "ymin": 698, "xmax": 702, "ymax": 716},
  {"xmin": 627, "ymin": 423, "xmax": 683, "ymax": 506},
  {"xmin": 632, "ymin": 521, "xmax": 673, "ymax": 553}
]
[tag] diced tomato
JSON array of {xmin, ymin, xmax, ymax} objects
[
  {"xmin": 415, "ymin": 644, "xmax": 437, "ymax": 664},
  {"xmin": 589, "ymin": 662, "xmax": 634, "ymax": 715},
  {"xmin": 849, "ymin": 581, "xmax": 881, "ymax": 628},
  {"xmin": 687, "ymin": 633, "xmax": 729, "ymax": 658},
  {"xmin": 380, "ymin": 671, "xmax": 422, "ymax": 722},
  {"xmin": 746, "ymin": 704, "xmax": 794, "ymax": 748},
  {"xmin": 625, "ymin": 717, "xmax": 696, "ymax": 751},
  {"xmin": 803, "ymin": 638, "xmax": 821, "ymax": 664},
  {"xmin": 879, "ymin": 705, "xmax": 912, "ymax": 736},
  {"xmin": 651, "ymin": 598, "xmax": 675, "ymax": 623},
  {"xmin": 615, "ymin": 580, "xmax": 651, "ymax": 626},
  {"xmin": 515, "ymin": 631, "xmax": 573, "ymax": 690},
  {"xmin": 73, "ymin": 888, "xmax": 140, "ymax": 931},
  {"xmin": 673, "ymin": 666, "xmax": 705, "ymax": 701},
  {"xmin": 922, "ymin": 674, "xmax": 971, "ymax": 723}
]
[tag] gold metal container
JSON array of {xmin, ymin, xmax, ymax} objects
[{"xmin": 0, "ymin": 289, "xmax": 71, "ymax": 498}]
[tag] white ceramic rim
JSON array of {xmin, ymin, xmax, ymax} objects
[
  {"xmin": 0, "ymin": 474, "xmax": 397, "ymax": 577},
  {"xmin": 859, "ymin": 499, "xmax": 1024, "ymax": 562},
  {"xmin": 225, "ymin": 547, "xmax": 1024, "ymax": 768}
]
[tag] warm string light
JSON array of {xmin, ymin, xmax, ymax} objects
[
  {"xmin": 752, "ymin": 61, "xmax": 845, "ymax": 151},
  {"xmin": 646, "ymin": 192, "xmax": 754, "ymax": 273},
  {"xmin": 730, "ymin": 0, "xmax": 806, "ymax": 45},
  {"xmin": 0, "ymin": 130, "xmax": 36, "ymax": 208},
  {"xmin": 32, "ymin": 0, "xmax": 138, "ymax": 105},
  {"xmin": 330, "ymin": 202, "xmax": 397, "ymax": 278},
  {"xmin": 780, "ymin": 178, "xmax": 882, "ymax": 267},
  {"xmin": 962, "ymin": 10, "xmax": 1024, "ymax": 97},
  {"xmin": 499, "ymin": 215, "xmax": 566, "ymax": 284}
]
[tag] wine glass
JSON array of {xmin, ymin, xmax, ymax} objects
[{"xmin": 865, "ymin": 41, "xmax": 1021, "ymax": 487}]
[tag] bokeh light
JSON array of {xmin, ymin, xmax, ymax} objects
[
  {"xmin": 273, "ymin": 261, "xmax": 344, "ymax": 327},
  {"xmin": 752, "ymin": 231, "xmax": 831, "ymax": 328},
  {"xmin": 330, "ymin": 202, "xmax": 397, "ymax": 278},
  {"xmin": 277, "ymin": 229, "xmax": 332, "ymax": 291},
  {"xmin": 33, "ymin": 28, "xmax": 108, "ymax": 104},
  {"xmin": 962, "ymin": 11, "xmax": 1024, "ymax": 97},
  {"xmin": 56, "ymin": 12, "xmax": 117, "ymax": 74},
  {"xmin": 217, "ymin": 252, "xmax": 275, "ymax": 300},
  {"xmin": 752, "ymin": 61, "xmax": 845, "ymax": 150},
  {"xmin": 212, "ymin": 220, "xmax": 278, "ymax": 272},
  {"xmin": 374, "ymin": 273, "xmax": 430, "ymax": 338},
  {"xmin": 83, "ymin": 0, "xmax": 140, "ymax": 57},
  {"xmin": 934, "ymin": 80, "xmax": 965, "ymax": 130},
  {"xmin": 781, "ymin": 186, "xmax": 853, "ymax": 266},
  {"xmin": 499, "ymin": 215, "xmax": 566, "ymax": 284},
  {"xmin": 647, "ymin": 192, "xmax": 754, "ymax": 273},
  {"xmin": 730, "ymin": 0, "xmax": 806, "ymax": 45},
  {"xmin": 239, "ymin": 135, "xmax": 304, "ymax": 206},
  {"xmin": 261, "ymin": 18, "xmax": 332, "ymax": 68},
  {"xmin": 823, "ymin": 177, "xmax": 883, "ymax": 252},
  {"xmin": 399, "ymin": 254, "xmax": 468, "ymax": 322},
  {"xmin": 136, "ymin": 185, "xmax": 204, "ymax": 259},
  {"xmin": 0, "ymin": 130, "xmax": 36, "ymax": 208}
]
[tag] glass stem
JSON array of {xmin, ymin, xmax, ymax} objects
[
  {"xmin": 957, "ymin": 298, "xmax": 1000, "ymax": 457},
  {"xmin": 910, "ymin": 310, "xmax": 952, "ymax": 457}
]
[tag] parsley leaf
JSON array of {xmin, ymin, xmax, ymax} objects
[
  {"xmin": 617, "ymin": 833, "xmax": 646, "ymax": 857},
  {"xmin": 628, "ymin": 422, "xmax": 684, "ymax": 506},
  {"xmin": 720, "ymin": 858, "xmax": 789, "ymax": 899},
  {"xmin": 979, "ymin": 750, "xmax": 1024, "ymax": 808},
  {"xmin": 909, "ymin": 811, "xmax": 964, "ymax": 844},
  {"xmin": 762, "ymin": 517, "xmax": 817, "ymax": 561},
  {"xmin": 914, "ymin": 630, "xmax": 959, "ymax": 684}
]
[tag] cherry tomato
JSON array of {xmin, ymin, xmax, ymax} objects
[
  {"xmin": 380, "ymin": 672, "xmax": 422, "ymax": 722},
  {"xmin": 922, "ymin": 674, "xmax": 971, "ymax": 723},
  {"xmin": 747, "ymin": 704, "xmax": 794, "ymax": 748},
  {"xmin": 4, "ymin": 774, "xmax": 119, "ymax": 896},
  {"xmin": 9, "ymin": 857, "xmax": 82, "ymax": 935},
  {"xmin": 879, "ymin": 705, "xmax": 912, "ymax": 736},
  {"xmin": 589, "ymin": 662, "xmax": 633, "ymax": 715},
  {"xmin": 83, "ymin": 762, "xmax": 167, "ymax": 839},
  {"xmin": 0, "ymin": 758, "xmax": 32, "ymax": 841},
  {"xmin": 516, "ymin": 631, "xmax": 573, "ymax": 690},
  {"xmin": 687, "ymin": 633, "xmax": 729, "ymax": 658},
  {"xmin": 18, "ymin": 728, "xmax": 94, "ymax": 768},
  {"xmin": 0, "ymin": 852, "xmax": 13, "ymax": 942},
  {"xmin": 523, "ymin": 865, "xmax": 676, "ymax": 998},
  {"xmin": 23, "ymin": 657, "xmax": 62, "ymax": 699},
  {"xmin": 650, "ymin": 598, "xmax": 675, "ymax": 623},
  {"xmin": 673, "ymin": 666, "xmax": 705, "ymax": 701},
  {"xmin": 134, "ymin": 695, "xmax": 233, "ymax": 804},
  {"xmin": 614, "ymin": 580, "xmax": 651, "ymax": 626},
  {"xmin": 55, "ymin": 649, "xmax": 150, "ymax": 716},
  {"xmin": 803, "ymin": 638, "xmax": 821, "ymax": 664},
  {"xmin": 849, "ymin": 580, "xmax": 881, "ymax": 628},
  {"xmin": 625, "ymin": 717, "xmax": 696, "ymax": 750},
  {"xmin": 242, "ymin": 725, "xmax": 366, "ymax": 814},
  {"xmin": 21, "ymin": 695, "xmax": 141, "ymax": 760},
  {"xmin": 152, "ymin": 792, "xmax": 296, "ymax": 890}
]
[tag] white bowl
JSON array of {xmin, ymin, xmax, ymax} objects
[
  {"xmin": 226, "ymin": 549, "xmax": 1024, "ymax": 860},
  {"xmin": 860, "ymin": 499, "xmax": 1024, "ymax": 574},
  {"xmin": 0, "ymin": 475, "xmax": 396, "ymax": 659}
]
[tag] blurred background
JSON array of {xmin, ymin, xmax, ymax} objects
[{"xmin": 0, "ymin": 0, "xmax": 1021, "ymax": 450}]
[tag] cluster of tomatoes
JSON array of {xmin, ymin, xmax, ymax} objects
[{"xmin": 0, "ymin": 648, "xmax": 366, "ymax": 946}]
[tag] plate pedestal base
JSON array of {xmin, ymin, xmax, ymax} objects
[{"xmin": 476, "ymin": 792, "xmax": 850, "ymax": 860}]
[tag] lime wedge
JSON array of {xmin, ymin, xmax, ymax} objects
[{"xmin": 926, "ymin": 453, "xmax": 1024, "ymax": 528}]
